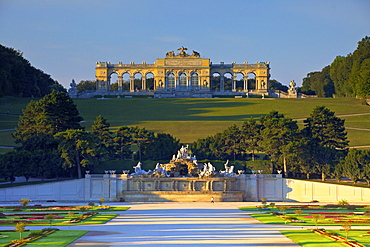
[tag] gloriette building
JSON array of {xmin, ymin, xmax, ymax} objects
[{"xmin": 93, "ymin": 47, "xmax": 270, "ymax": 98}]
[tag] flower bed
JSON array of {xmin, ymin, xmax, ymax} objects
[
  {"xmin": 4, "ymin": 229, "xmax": 57, "ymax": 247},
  {"xmin": 313, "ymin": 229, "xmax": 365, "ymax": 247}
]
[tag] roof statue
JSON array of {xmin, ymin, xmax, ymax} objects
[{"xmin": 165, "ymin": 47, "xmax": 201, "ymax": 58}]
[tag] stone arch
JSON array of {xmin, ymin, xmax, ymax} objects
[
  {"xmin": 134, "ymin": 72, "xmax": 143, "ymax": 91},
  {"xmin": 235, "ymin": 72, "xmax": 244, "ymax": 91},
  {"xmin": 211, "ymin": 71, "xmax": 221, "ymax": 91},
  {"xmin": 191, "ymin": 72, "xmax": 200, "ymax": 90},
  {"xmin": 122, "ymin": 72, "xmax": 131, "ymax": 91},
  {"xmin": 108, "ymin": 71, "xmax": 119, "ymax": 91},
  {"xmin": 179, "ymin": 72, "xmax": 187, "ymax": 90},
  {"xmin": 145, "ymin": 72, "xmax": 154, "ymax": 90},
  {"xmin": 166, "ymin": 72, "xmax": 175, "ymax": 89},
  {"xmin": 246, "ymin": 72, "xmax": 256, "ymax": 91},
  {"xmin": 223, "ymin": 72, "xmax": 233, "ymax": 91}
]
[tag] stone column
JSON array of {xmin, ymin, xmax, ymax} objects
[
  {"xmin": 109, "ymin": 174, "xmax": 117, "ymax": 201},
  {"xmin": 84, "ymin": 174, "xmax": 91, "ymax": 201},
  {"xmin": 223, "ymin": 180, "xmax": 227, "ymax": 192},
  {"xmin": 210, "ymin": 181, "xmax": 214, "ymax": 191},
  {"xmin": 243, "ymin": 75, "xmax": 248, "ymax": 92},
  {"xmin": 232, "ymin": 75, "xmax": 236, "ymax": 92},
  {"xmin": 130, "ymin": 76, "xmax": 135, "ymax": 92},
  {"xmin": 118, "ymin": 76, "xmax": 123, "ymax": 91},
  {"xmin": 220, "ymin": 76, "xmax": 225, "ymax": 92},
  {"xmin": 142, "ymin": 77, "xmax": 146, "ymax": 91}
]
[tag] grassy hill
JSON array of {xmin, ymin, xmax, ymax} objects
[{"xmin": 1, "ymin": 97, "xmax": 369, "ymax": 153}]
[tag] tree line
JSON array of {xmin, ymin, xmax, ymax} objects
[
  {"xmin": 0, "ymin": 44, "xmax": 64, "ymax": 97},
  {"xmin": 300, "ymin": 36, "xmax": 370, "ymax": 101},
  {"xmin": 0, "ymin": 91, "xmax": 180, "ymax": 181},
  {"xmin": 191, "ymin": 107, "xmax": 370, "ymax": 182}
]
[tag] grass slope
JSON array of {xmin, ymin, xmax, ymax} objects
[{"xmin": 1, "ymin": 97, "xmax": 369, "ymax": 146}]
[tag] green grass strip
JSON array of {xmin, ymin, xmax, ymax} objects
[
  {"xmin": 281, "ymin": 230, "xmax": 370, "ymax": 247},
  {"xmin": 25, "ymin": 230, "xmax": 88, "ymax": 247}
]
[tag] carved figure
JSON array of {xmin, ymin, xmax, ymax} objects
[
  {"xmin": 289, "ymin": 80, "xmax": 296, "ymax": 89},
  {"xmin": 132, "ymin": 162, "xmax": 149, "ymax": 176},
  {"xmin": 166, "ymin": 51, "xmax": 175, "ymax": 57},
  {"xmin": 192, "ymin": 50, "xmax": 200, "ymax": 57}
]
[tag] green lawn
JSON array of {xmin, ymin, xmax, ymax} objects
[
  {"xmin": 0, "ymin": 230, "xmax": 88, "ymax": 247},
  {"xmin": 0, "ymin": 213, "xmax": 119, "ymax": 226},
  {"xmin": 281, "ymin": 230, "xmax": 370, "ymax": 247},
  {"xmin": 248, "ymin": 212, "xmax": 370, "ymax": 226},
  {"xmin": 1, "ymin": 97, "xmax": 369, "ymax": 146}
]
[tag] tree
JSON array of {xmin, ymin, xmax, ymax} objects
[
  {"xmin": 139, "ymin": 133, "xmax": 181, "ymax": 160},
  {"xmin": 301, "ymin": 66, "xmax": 335, "ymax": 97},
  {"xmin": 45, "ymin": 214, "xmax": 54, "ymax": 227},
  {"xmin": 258, "ymin": 111, "xmax": 299, "ymax": 176},
  {"xmin": 221, "ymin": 124, "xmax": 243, "ymax": 161},
  {"xmin": 55, "ymin": 129, "xmax": 99, "ymax": 178},
  {"xmin": 76, "ymin": 80, "xmax": 96, "ymax": 92},
  {"xmin": 14, "ymin": 91, "xmax": 83, "ymax": 143},
  {"xmin": 91, "ymin": 115, "xmax": 113, "ymax": 160},
  {"xmin": 241, "ymin": 118, "xmax": 262, "ymax": 161},
  {"xmin": 303, "ymin": 106, "xmax": 348, "ymax": 180},
  {"xmin": 113, "ymin": 126, "xmax": 133, "ymax": 160},
  {"xmin": 0, "ymin": 44, "xmax": 64, "ymax": 97},
  {"xmin": 341, "ymin": 149, "xmax": 370, "ymax": 185},
  {"xmin": 269, "ymin": 79, "xmax": 289, "ymax": 92},
  {"xmin": 130, "ymin": 127, "xmax": 154, "ymax": 161},
  {"xmin": 15, "ymin": 222, "xmax": 26, "ymax": 240}
]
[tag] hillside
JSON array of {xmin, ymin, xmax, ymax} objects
[
  {"xmin": 0, "ymin": 97, "xmax": 369, "ymax": 153},
  {"xmin": 0, "ymin": 44, "xmax": 64, "ymax": 97}
]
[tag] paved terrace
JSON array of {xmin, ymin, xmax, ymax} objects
[
  {"xmin": 3, "ymin": 201, "xmax": 370, "ymax": 246},
  {"xmin": 65, "ymin": 202, "xmax": 300, "ymax": 247}
]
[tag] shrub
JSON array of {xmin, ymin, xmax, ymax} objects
[
  {"xmin": 294, "ymin": 210, "xmax": 303, "ymax": 216},
  {"xmin": 338, "ymin": 199, "xmax": 349, "ymax": 205},
  {"xmin": 19, "ymin": 198, "xmax": 31, "ymax": 207}
]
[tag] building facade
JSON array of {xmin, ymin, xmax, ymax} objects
[{"xmin": 95, "ymin": 47, "xmax": 270, "ymax": 98}]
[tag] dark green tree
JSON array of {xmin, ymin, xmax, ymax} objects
[
  {"xmin": 241, "ymin": 118, "xmax": 262, "ymax": 161},
  {"xmin": 130, "ymin": 127, "xmax": 154, "ymax": 161},
  {"xmin": 258, "ymin": 111, "xmax": 299, "ymax": 176},
  {"xmin": 269, "ymin": 79, "xmax": 289, "ymax": 92},
  {"xmin": 139, "ymin": 133, "xmax": 181, "ymax": 160},
  {"xmin": 54, "ymin": 129, "xmax": 98, "ymax": 178},
  {"xmin": 340, "ymin": 149, "xmax": 364, "ymax": 184},
  {"xmin": 221, "ymin": 124, "xmax": 243, "ymax": 161},
  {"xmin": 303, "ymin": 106, "xmax": 348, "ymax": 180},
  {"xmin": 91, "ymin": 115, "xmax": 113, "ymax": 160},
  {"xmin": 113, "ymin": 126, "xmax": 133, "ymax": 160},
  {"xmin": 13, "ymin": 91, "xmax": 83, "ymax": 143},
  {"xmin": 0, "ymin": 44, "xmax": 64, "ymax": 97},
  {"xmin": 76, "ymin": 80, "xmax": 96, "ymax": 92}
]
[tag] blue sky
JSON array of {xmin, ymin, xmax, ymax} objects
[{"xmin": 1, "ymin": 0, "xmax": 369, "ymax": 89}]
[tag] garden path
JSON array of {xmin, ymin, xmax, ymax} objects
[{"xmin": 65, "ymin": 202, "xmax": 300, "ymax": 247}]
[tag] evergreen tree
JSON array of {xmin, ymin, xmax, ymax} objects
[
  {"xmin": 54, "ymin": 129, "xmax": 98, "ymax": 178},
  {"xmin": 0, "ymin": 44, "xmax": 64, "ymax": 97},
  {"xmin": 14, "ymin": 91, "xmax": 83, "ymax": 143},
  {"xmin": 113, "ymin": 126, "xmax": 133, "ymax": 160},
  {"xmin": 241, "ymin": 118, "xmax": 262, "ymax": 161},
  {"xmin": 258, "ymin": 111, "xmax": 299, "ymax": 175},
  {"xmin": 139, "ymin": 133, "xmax": 181, "ymax": 160},
  {"xmin": 91, "ymin": 115, "xmax": 113, "ymax": 160},
  {"xmin": 303, "ymin": 106, "xmax": 348, "ymax": 180}
]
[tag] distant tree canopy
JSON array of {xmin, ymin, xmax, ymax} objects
[
  {"xmin": 76, "ymin": 80, "xmax": 96, "ymax": 92},
  {"xmin": 301, "ymin": 36, "xmax": 370, "ymax": 99},
  {"xmin": 0, "ymin": 44, "xmax": 65, "ymax": 97}
]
